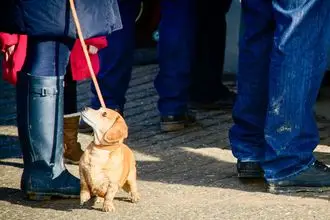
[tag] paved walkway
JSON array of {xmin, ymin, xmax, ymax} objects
[{"xmin": 1, "ymin": 65, "xmax": 330, "ymax": 220}]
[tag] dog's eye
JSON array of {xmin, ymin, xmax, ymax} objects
[{"xmin": 102, "ymin": 112, "xmax": 107, "ymax": 117}]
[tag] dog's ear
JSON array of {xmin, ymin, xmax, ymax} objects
[{"xmin": 103, "ymin": 116, "xmax": 128, "ymax": 144}]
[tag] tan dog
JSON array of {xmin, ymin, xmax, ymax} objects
[{"xmin": 79, "ymin": 107, "xmax": 140, "ymax": 212}]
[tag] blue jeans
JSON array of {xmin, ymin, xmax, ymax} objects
[
  {"xmin": 22, "ymin": 37, "xmax": 71, "ymax": 77},
  {"xmin": 229, "ymin": 0, "xmax": 330, "ymax": 181},
  {"xmin": 21, "ymin": 37, "xmax": 75, "ymax": 114},
  {"xmin": 92, "ymin": 0, "xmax": 196, "ymax": 115},
  {"xmin": 190, "ymin": 0, "xmax": 232, "ymax": 102},
  {"xmin": 154, "ymin": 0, "xmax": 196, "ymax": 115},
  {"xmin": 91, "ymin": 0, "xmax": 139, "ymax": 111}
]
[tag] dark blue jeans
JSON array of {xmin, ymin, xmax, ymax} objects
[
  {"xmin": 21, "ymin": 37, "xmax": 75, "ymax": 114},
  {"xmin": 91, "ymin": 0, "xmax": 139, "ymax": 112},
  {"xmin": 22, "ymin": 37, "xmax": 71, "ymax": 77},
  {"xmin": 229, "ymin": 0, "xmax": 330, "ymax": 181},
  {"xmin": 92, "ymin": 0, "xmax": 196, "ymax": 116},
  {"xmin": 190, "ymin": 0, "xmax": 232, "ymax": 102}
]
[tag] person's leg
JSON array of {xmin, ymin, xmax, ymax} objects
[
  {"xmin": 90, "ymin": 0, "xmax": 141, "ymax": 113},
  {"xmin": 78, "ymin": 0, "xmax": 140, "ymax": 133},
  {"xmin": 262, "ymin": 0, "xmax": 330, "ymax": 192},
  {"xmin": 229, "ymin": 0, "xmax": 274, "ymax": 178},
  {"xmin": 16, "ymin": 37, "xmax": 79, "ymax": 200},
  {"xmin": 64, "ymin": 67, "xmax": 78, "ymax": 114},
  {"xmin": 155, "ymin": 0, "xmax": 197, "ymax": 132},
  {"xmin": 63, "ymin": 66, "xmax": 83, "ymax": 164},
  {"xmin": 190, "ymin": 0, "xmax": 236, "ymax": 109}
]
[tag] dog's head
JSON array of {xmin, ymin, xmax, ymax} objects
[{"xmin": 81, "ymin": 107, "xmax": 128, "ymax": 145}]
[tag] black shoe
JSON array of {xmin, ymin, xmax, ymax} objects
[
  {"xmin": 237, "ymin": 160, "xmax": 263, "ymax": 178},
  {"xmin": 267, "ymin": 160, "xmax": 330, "ymax": 194},
  {"xmin": 190, "ymin": 91, "xmax": 236, "ymax": 110},
  {"xmin": 78, "ymin": 108, "xmax": 123, "ymax": 133},
  {"xmin": 160, "ymin": 111, "xmax": 196, "ymax": 132}
]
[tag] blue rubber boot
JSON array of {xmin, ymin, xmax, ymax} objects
[{"xmin": 16, "ymin": 73, "xmax": 80, "ymax": 200}]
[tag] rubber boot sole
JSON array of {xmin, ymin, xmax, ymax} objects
[
  {"xmin": 238, "ymin": 171, "xmax": 264, "ymax": 179},
  {"xmin": 26, "ymin": 191, "xmax": 79, "ymax": 201}
]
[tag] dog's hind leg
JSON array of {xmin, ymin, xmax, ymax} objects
[
  {"xmin": 125, "ymin": 169, "xmax": 140, "ymax": 203},
  {"xmin": 79, "ymin": 168, "xmax": 91, "ymax": 206},
  {"xmin": 102, "ymin": 182, "xmax": 119, "ymax": 212}
]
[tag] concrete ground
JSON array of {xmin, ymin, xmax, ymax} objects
[{"xmin": 1, "ymin": 65, "xmax": 330, "ymax": 220}]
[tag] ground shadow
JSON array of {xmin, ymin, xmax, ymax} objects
[
  {"xmin": 0, "ymin": 75, "xmax": 17, "ymax": 127},
  {"xmin": 0, "ymin": 187, "xmax": 83, "ymax": 212},
  {"xmin": 0, "ymin": 135, "xmax": 21, "ymax": 159}
]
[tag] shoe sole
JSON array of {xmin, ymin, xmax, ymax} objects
[
  {"xmin": 26, "ymin": 191, "xmax": 79, "ymax": 201},
  {"xmin": 267, "ymin": 185, "xmax": 330, "ymax": 194},
  {"xmin": 160, "ymin": 121, "xmax": 197, "ymax": 132},
  {"xmin": 238, "ymin": 172, "xmax": 263, "ymax": 179}
]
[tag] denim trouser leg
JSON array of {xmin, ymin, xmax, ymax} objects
[
  {"xmin": 91, "ymin": 0, "xmax": 140, "ymax": 111},
  {"xmin": 190, "ymin": 0, "xmax": 232, "ymax": 102},
  {"xmin": 229, "ymin": 0, "xmax": 274, "ymax": 162},
  {"xmin": 263, "ymin": 0, "xmax": 330, "ymax": 181},
  {"xmin": 230, "ymin": 0, "xmax": 330, "ymax": 180},
  {"xmin": 17, "ymin": 37, "xmax": 80, "ymax": 195},
  {"xmin": 22, "ymin": 38, "xmax": 74, "ymax": 114},
  {"xmin": 22, "ymin": 37, "xmax": 71, "ymax": 77},
  {"xmin": 154, "ymin": 0, "xmax": 196, "ymax": 116},
  {"xmin": 23, "ymin": 38, "xmax": 78, "ymax": 114}
]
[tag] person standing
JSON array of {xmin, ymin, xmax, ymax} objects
[
  {"xmin": 229, "ymin": 0, "xmax": 330, "ymax": 193},
  {"xmin": 79, "ymin": 0, "xmax": 197, "ymax": 133},
  {"xmin": 0, "ymin": 0, "xmax": 122, "ymax": 200},
  {"xmin": 189, "ymin": 0, "xmax": 236, "ymax": 110}
]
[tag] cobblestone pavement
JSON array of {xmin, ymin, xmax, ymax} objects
[{"xmin": 1, "ymin": 65, "xmax": 330, "ymax": 220}]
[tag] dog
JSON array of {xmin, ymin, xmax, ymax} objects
[{"xmin": 79, "ymin": 107, "xmax": 140, "ymax": 212}]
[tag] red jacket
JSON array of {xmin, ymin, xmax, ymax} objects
[{"xmin": 0, "ymin": 33, "xmax": 107, "ymax": 85}]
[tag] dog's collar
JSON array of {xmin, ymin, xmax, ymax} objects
[{"xmin": 93, "ymin": 141, "xmax": 122, "ymax": 151}]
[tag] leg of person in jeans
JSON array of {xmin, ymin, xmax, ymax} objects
[
  {"xmin": 229, "ymin": 0, "xmax": 272, "ymax": 179},
  {"xmin": 16, "ymin": 37, "xmax": 80, "ymax": 200},
  {"xmin": 63, "ymin": 67, "xmax": 83, "ymax": 164},
  {"xmin": 155, "ymin": 0, "xmax": 197, "ymax": 132},
  {"xmin": 79, "ymin": 0, "xmax": 140, "ymax": 133},
  {"xmin": 190, "ymin": 0, "xmax": 236, "ymax": 110},
  {"xmin": 230, "ymin": 0, "xmax": 330, "ymax": 193}
]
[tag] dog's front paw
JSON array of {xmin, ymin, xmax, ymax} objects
[
  {"xmin": 129, "ymin": 192, "xmax": 140, "ymax": 203},
  {"xmin": 80, "ymin": 192, "xmax": 91, "ymax": 206},
  {"xmin": 102, "ymin": 201, "xmax": 115, "ymax": 212}
]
